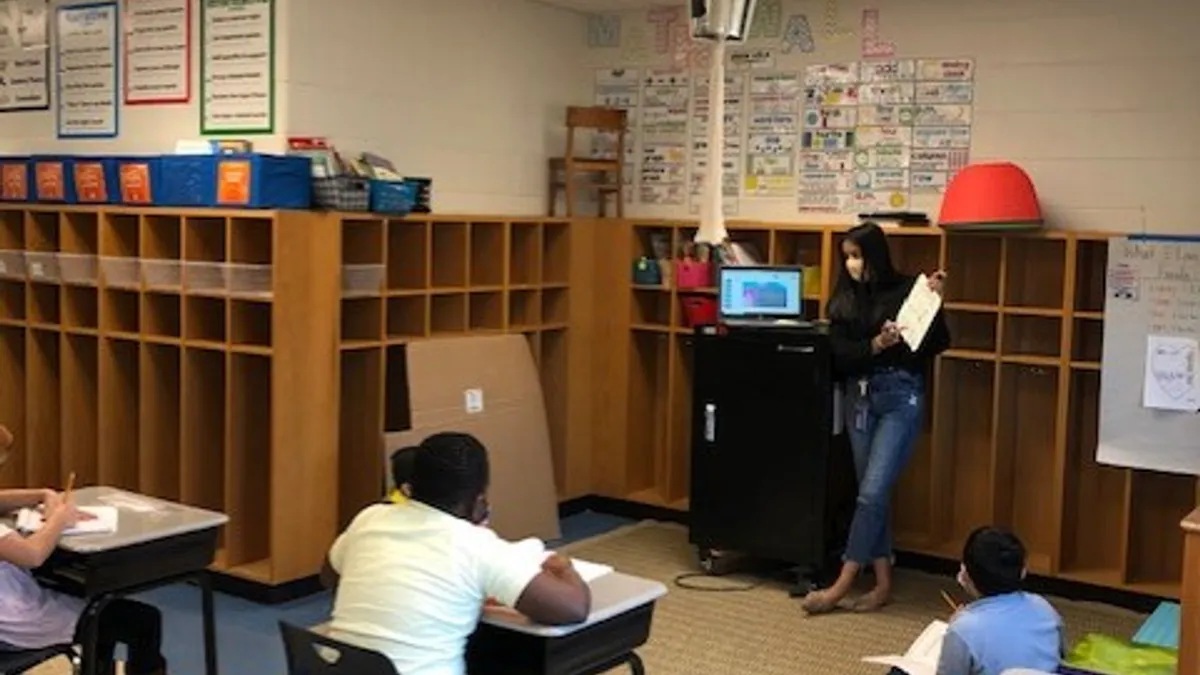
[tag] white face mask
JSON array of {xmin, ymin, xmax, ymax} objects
[
  {"xmin": 956, "ymin": 566, "xmax": 968, "ymax": 590},
  {"xmin": 845, "ymin": 257, "xmax": 865, "ymax": 281}
]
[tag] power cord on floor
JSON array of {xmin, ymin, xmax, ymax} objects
[{"xmin": 671, "ymin": 570, "xmax": 761, "ymax": 592}]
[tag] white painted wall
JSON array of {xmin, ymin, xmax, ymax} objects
[
  {"xmin": 0, "ymin": 0, "xmax": 291, "ymax": 154},
  {"xmin": 582, "ymin": 0, "xmax": 1200, "ymax": 234},
  {"xmin": 285, "ymin": 0, "xmax": 591, "ymax": 215}
]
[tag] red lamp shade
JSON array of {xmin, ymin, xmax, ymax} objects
[{"xmin": 937, "ymin": 162, "xmax": 1043, "ymax": 232}]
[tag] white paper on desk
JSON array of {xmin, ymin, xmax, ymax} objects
[
  {"xmin": 16, "ymin": 506, "xmax": 119, "ymax": 535},
  {"xmin": 1142, "ymin": 335, "xmax": 1200, "ymax": 412},
  {"xmin": 863, "ymin": 620, "xmax": 946, "ymax": 675},
  {"xmin": 895, "ymin": 274, "xmax": 942, "ymax": 351},
  {"xmin": 509, "ymin": 537, "xmax": 615, "ymax": 583}
]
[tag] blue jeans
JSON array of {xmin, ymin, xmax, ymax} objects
[{"xmin": 843, "ymin": 368, "xmax": 924, "ymax": 565}]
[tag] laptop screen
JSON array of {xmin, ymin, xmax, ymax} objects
[{"xmin": 718, "ymin": 266, "xmax": 803, "ymax": 318}]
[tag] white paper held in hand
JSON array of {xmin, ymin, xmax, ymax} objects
[
  {"xmin": 895, "ymin": 274, "xmax": 942, "ymax": 351},
  {"xmin": 862, "ymin": 620, "xmax": 947, "ymax": 675}
]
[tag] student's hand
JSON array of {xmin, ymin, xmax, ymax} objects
[
  {"xmin": 0, "ymin": 425, "xmax": 12, "ymax": 449},
  {"xmin": 41, "ymin": 489, "xmax": 62, "ymax": 512},
  {"xmin": 541, "ymin": 553, "xmax": 575, "ymax": 578},
  {"xmin": 874, "ymin": 321, "xmax": 902, "ymax": 350},
  {"xmin": 927, "ymin": 270, "xmax": 947, "ymax": 296},
  {"xmin": 46, "ymin": 494, "xmax": 80, "ymax": 528}
]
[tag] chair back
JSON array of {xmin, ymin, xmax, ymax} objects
[
  {"xmin": 279, "ymin": 622, "xmax": 399, "ymax": 675},
  {"xmin": 0, "ymin": 645, "xmax": 78, "ymax": 675},
  {"xmin": 566, "ymin": 106, "xmax": 626, "ymax": 131}
]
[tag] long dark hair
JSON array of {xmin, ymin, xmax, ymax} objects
[{"xmin": 827, "ymin": 221, "xmax": 902, "ymax": 323}]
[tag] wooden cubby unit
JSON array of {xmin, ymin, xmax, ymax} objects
[
  {"xmin": 430, "ymin": 293, "xmax": 467, "ymax": 334},
  {"xmin": 430, "ymin": 223, "xmax": 467, "ymax": 289},
  {"xmin": 385, "ymin": 295, "xmax": 425, "ymax": 339},
  {"xmin": 99, "ymin": 337, "xmax": 140, "ymax": 491},
  {"xmin": 509, "ymin": 290, "xmax": 540, "ymax": 330},
  {"xmin": 468, "ymin": 222, "xmax": 504, "ymax": 287},
  {"xmin": 510, "ymin": 222, "xmax": 541, "ymax": 286},
  {"xmin": 542, "ymin": 222, "xmax": 569, "ymax": 285},
  {"xmin": 338, "ymin": 347, "xmax": 384, "ymax": 529},
  {"xmin": 0, "ymin": 205, "xmax": 350, "ymax": 589},
  {"xmin": 468, "ymin": 291, "xmax": 503, "ymax": 331}
]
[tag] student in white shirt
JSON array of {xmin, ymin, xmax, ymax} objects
[
  {"xmin": 0, "ymin": 427, "xmax": 167, "ymax": 675},
  {"xmin": 323, "ymin": 432, "xmax": 591, "ymax": 675}
]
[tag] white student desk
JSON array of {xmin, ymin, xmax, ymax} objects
[
  {"xmin": 33, "ymin": 487, "xmax": 228, "ymax": 675},
  {"xmin": 468, "ymin": 572, "xmax": 667, "ymax": 675}
]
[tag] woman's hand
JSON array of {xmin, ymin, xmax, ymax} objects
[
  {"xmin": 928, "ymin": 270, "xmax": 947, "ymax": 296},
  {"xmin": 873, "ymin": 320, "xmax": 902, "ymax": 352}
]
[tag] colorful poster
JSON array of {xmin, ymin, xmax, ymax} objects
[
  {"xmin": 688, "ymin": 72, "xmax": 743, "ymax": 216},
  {"xmin": 593, "ymin": 68, "xmax": 641, "ymax": 204},
  {"xmin": 200, "ymin": 0, "xmax": 273, "ymax": 134},
  {"xmin": 56, "ymin": 2, "xmax": 119, "ymax": 138},
  {"xmin": 640, "ymin": 142, "xmax": 687, "ymax": 205},
  {"xmin": 123, "ymin": 0, "xmax": 190, "ymax": 104},
  {"xmin": 0, "ymin": 0, "xmax": 49, "ymax": 111},
  {"xmin": 798, "ymin": 57, "xmax": 974, "ymax": 213},
  {"xmin": 744, "ymin": 72, "xmax": 801, "ymax": 198}
]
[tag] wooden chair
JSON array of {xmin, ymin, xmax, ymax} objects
[
  {"xmin": 278, "ymin": 622, "xmax": 399, "ymax": 675},
  {"xmin": 548, "ymin": 106, "xmax": 627, "ymax": 218}
]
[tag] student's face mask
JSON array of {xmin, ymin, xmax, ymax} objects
[
  {"xmin": 956, "ymin": 565, "xmax": 970, "ymax": 592},
  {"xmin": 845, "ymin": 257, "xmax": 865, "ymax": 281}
]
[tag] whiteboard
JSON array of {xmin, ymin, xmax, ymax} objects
[{"xmin": 1098, "ymin": 236, "xmax": 1200, "ymax": 475}]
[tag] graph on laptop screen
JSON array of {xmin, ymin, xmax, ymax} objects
[{"xmin": 718, "ymin": 266, "xmax": 802, "ymax": 318}]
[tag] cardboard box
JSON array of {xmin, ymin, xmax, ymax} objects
[{"xmin": 384, "ymin": 335, "xmax": 561, "ymax": 542}]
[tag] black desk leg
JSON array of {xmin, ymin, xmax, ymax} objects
[
  {"xmin": 199, "ymin": 572, "xmax": 218, "ymax": 675},
  {"xmin": 627, "ymin": 652, "xmax": 645, "ymax": 675}
]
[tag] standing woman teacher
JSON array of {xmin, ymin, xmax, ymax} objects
[{"xmin": 803, "ymin": 221, "xmax": 951, "ymax": 614}]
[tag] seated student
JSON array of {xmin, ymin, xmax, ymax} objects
[
  {"xmin": 387, "ymin": 445, "xmax": 418, "ymax": 504},
  {"xmin": 937, "ymin": 526, "xmax": 1064, "ymax": 675},
  {"xmin": 323, "ymin": 432, "xmax": 590, "ymax": 675},
  {"xmin": 0, "ymin": 430, "xmax": 167, "ymax": 674}
]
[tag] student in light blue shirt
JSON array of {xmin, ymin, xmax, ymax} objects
[{"xmin": 938, "ymin": 526, "xmax": 1065, "ymax": 675}]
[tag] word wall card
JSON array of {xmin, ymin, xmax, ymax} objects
[
  {"xmin": 639, "ymin": 69, "xmax": 689, "ymax": 205},
  {"xmin": 744, "ymin": 72, "xmax": 802, "ymax": 198},
  {"xmin": 688, "ymin": 72, "xmax": 744, "ymax": 216},
  {"xmin": 593, "ymin": 68, "xmax": 641, "ymax": 204},
  {"xmin": 798, "ymin": 58, "xmax": 974, "ymax": 214}
]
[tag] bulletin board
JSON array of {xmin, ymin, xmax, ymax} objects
[{"xmin": 583, "ymin": 0, "xmax": 975, "ymax": 219}]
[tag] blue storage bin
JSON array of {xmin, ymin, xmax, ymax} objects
[
  {"xmin": 113, "ymin": 156, "xmax": 162, "ymax": 205},
  {"xmin": 0, "ymin": 157, "xmax": 32, "ymax": 202},
  {"xmin": 370, "ymin": 179, "xmax": 418, "ymax": 215},
  {"xmin": 30, "ymin": 155, "xmax": 76, "ymax": 203},
  {"xmin": 159, "ymin": 153, "xmax": 312, "ymax": 209},
  {"xmin": 71, "ymin": 157, "xmax": 120, "ymax": 204}
]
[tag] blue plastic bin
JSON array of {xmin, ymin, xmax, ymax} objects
[
  {"xmin": 0, "ymin": 157, "xmax": 32, "ymax": 202},
  {"xmin": 71, "ymin": 157, "xmax": 120, "ymax": 204},
  {"xmin": 30, "ymin": 155, "xmax": 76, "ymax": 203},
  {"xmin": 369, "ymin": 179, "xmax": 418, "ymax": 215},
  {"xmin": 160, "ymin": 154, "xmax": 312, "ymax": 209},
  {"xmin": 113, "ymin": 156, "xmax": 162, "ymax": 206}
]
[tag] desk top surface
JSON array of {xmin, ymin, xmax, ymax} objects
[
  {"xmin": 480, "ymin": 572, "xmax": 667, "ymax": 637},
  {"xmin": 60, "ymin": 487, "xmax": 229, "ymax": 553}
]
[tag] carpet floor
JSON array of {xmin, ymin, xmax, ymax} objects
[
  {"xmin": 560, "ymin": 521, "xmax": 1147, "ymax": 675},
  {"xmin": 30, "ymin": 519, "xmax": 1146, "ymax": 675}
]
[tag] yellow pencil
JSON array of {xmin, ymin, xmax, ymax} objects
[
  {"xmin": 65, "ymin": 472, "xmax": 75, "ymax": 498},
  {"xmin": 940, "ymin": 590, "xmax": 960, "ymax": 613}
]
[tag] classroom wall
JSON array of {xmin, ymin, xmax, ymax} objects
[
  {"xmin": 284, "ymin": 0, "xmax": 591, "ymax": 215},
  {"xmin": 0, "ymin": 0, "xmax": 291, "ymax": 154},
  {"xmin": 582, "ymin": 0, "xmax": 1200, "ymax": 234}
]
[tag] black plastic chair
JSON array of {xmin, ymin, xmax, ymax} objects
[
  {"xmin": 0, "ymin": 644, "xmax": 79, "ymax": 675},
  {"xmin": 278, "ymin": 622, "xmax": 399, "ymax": 675}
]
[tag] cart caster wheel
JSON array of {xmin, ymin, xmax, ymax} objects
[{"xmin": 698, "ymin": 548, "xmax": 715, "ymax": 573}]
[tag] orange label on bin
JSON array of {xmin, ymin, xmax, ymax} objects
[
  {"xmin": 74, "ymin": 162, "xmax": 108, "ymax": 202},
  {"xmin": 120, "ymin": 163, "xmax": 152, "ymax": 204},
  {"xmin": 216, "ymin": 160, "xmax": 251, "ymax": 205},
  {"xmin": 1, "ymin": 165, "xmax": 27, "ymax": 200},
  {"xmin": 35, "ymin": 162, "xmax": 64, "ymax": 201}
]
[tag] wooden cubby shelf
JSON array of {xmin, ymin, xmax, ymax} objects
[{"xmin": 614, "ymin": 221, "xmax": 1196, "ymax": 598}]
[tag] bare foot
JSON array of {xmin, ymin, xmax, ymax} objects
[
  {"xmin": 853, "ymin": 586, "xmax": 891, "ymax": 612},
  {"xmin": 801, "ymin": 588, "xmax": 846, "ymax": 615}
]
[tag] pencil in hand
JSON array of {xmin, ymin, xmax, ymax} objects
[
  {"xmin": 941, "ymin": 590, "xmax": 962, "ymax": 615},
  {"xmin": 65, "ymin": 472, "xmax": 76, "ymax": 499}
]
